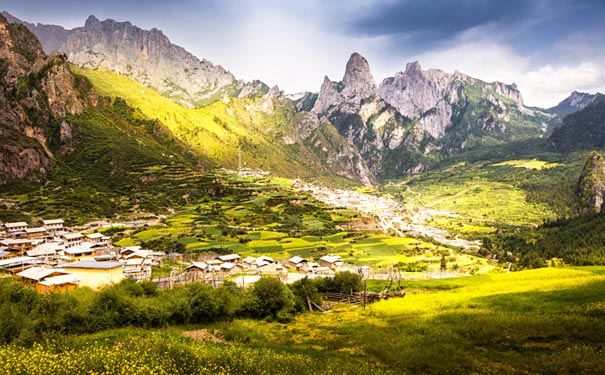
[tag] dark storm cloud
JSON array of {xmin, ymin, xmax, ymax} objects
[
  {"xmin": 351, "ymin": 0, "xmax": 533, "ymax": 37},
  {"xmin": 349, "ymin": 0, "xmax": 605, "ymax": 49}
]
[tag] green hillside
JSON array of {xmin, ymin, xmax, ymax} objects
[
  {"xmin": 550, "ymin": 98, "xmax": 605, "ymax": 152},
  {"xmin": 73, "ymin": 67, "xmax": 353, "ymax": 183},
  {"xmin": 0, "ymin": 96, "xmax": 217, "ymax": 223}
]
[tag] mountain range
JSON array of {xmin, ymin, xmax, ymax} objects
[{"xmin": 1, "ymin": 11, "xmax": 603, "ymax": 188}]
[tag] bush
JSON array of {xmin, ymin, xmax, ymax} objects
[
  {"xmin": 324, "ymin": 272, "xmax": 362, "ymax": 294},
  {"xmin": 247, "ymin": 277, "xmax": 295, "ymax": 319},
  {"xmin": 289, "ymin": 277, "xmax": 322, "ymax": 312}
]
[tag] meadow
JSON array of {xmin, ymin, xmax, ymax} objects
[{"xmin": 1, "ymin": 267, "xmax": 604, "ymax": 374}]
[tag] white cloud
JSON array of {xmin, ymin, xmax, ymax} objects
[
  {"xmin": 519, "ymin": 62, "xmax": 605, "ymax": 107},
  {"xmin": 412, "ymin": 41, "xmax": 528, "ymax": 84},
  {"xmin": 175, "ymin": 6, "xmax": 392, "ymax": 94},
  {"xmin": 408, "ymin": 38, "xmax": 605, "ymax": 108}
]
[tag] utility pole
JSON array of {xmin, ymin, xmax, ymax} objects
[{"xmin": 238, "ymin": 146, "xmax": 242, "ymax": 174}]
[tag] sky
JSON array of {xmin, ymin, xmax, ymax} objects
[{"xmin": 2, "ymin": 0, "xmax": 605, "ymax": 108}]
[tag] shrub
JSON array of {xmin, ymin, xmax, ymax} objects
[{"xmin": 247, "ymin": 277, "xmax": 295, "ymax": 319}]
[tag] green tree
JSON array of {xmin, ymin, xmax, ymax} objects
[
  {"xmin": 249, "ymin": 277, "xmax": 294, "ymax": 319},
  {"xmin": 330, "ymin": 272, "xmax": 362, "ymax": 294},
  {"xmin": 289, "ymin": 277, "xmax": 322, "ymax": 312}
]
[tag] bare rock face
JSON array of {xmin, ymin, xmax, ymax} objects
[
  {"xmin": 578, "ymin": 151, "xmax": 605, "ymax": 214},
  {"xmin": 313, "ymin": 52, "xmax": 377, "ymax": 115},
  {"xmin": 9, "ymin": 13, "xmax": 266, "ymax": 108},
  {"xmin": 311, "ymin": 53, "xmax": 545, "ymax": 180},
  {"xmin": 0, "ymin": 14, "xmax": 97, "ymax": 184},
  {"xmin": 379, "ymin": 62, "xmax": 452, "ymax": 138},
  {"xmin": 548, "ymin": 90, "xmax": 603, "ymax": 118},
  {"xmin": 341, "ymin": 52, "xmax": 376, "ymax": 107},
  {"xmin": 312, "ymin": 76, "xmax": 343, "ymax": 114}
]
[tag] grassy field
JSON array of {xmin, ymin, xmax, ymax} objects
[
  {"xmin": 215, "ymin": 266, "xmax": 605, "ymax": 374},
  {"xmin": 385, "ymin": 155, "xmax": 586, "ymax": 234},
  {"xmin": 2, "ymin": 267, "xmax": 603, "ymax": 374}
]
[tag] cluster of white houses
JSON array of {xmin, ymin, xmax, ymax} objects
[
  {"xmin": 1, "ymin": 220, "xmax": 352, "ymax": 293},
  {"xmin": 181, "ymin": 253, "xmax": 347, "ymax": 284}
]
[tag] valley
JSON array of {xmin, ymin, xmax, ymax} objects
[{"xmin": 2, "ymin": 7, "xmax": 605, "ymax": 375}]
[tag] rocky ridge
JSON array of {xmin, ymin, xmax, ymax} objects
[
  {"xmin": 310, "ymin": 52, "xmax": 548, "ymax": 178},
  {"xmin": 577, "ymin": 151, "xmax": 605, "ymax": 214},
  {"xmin": 4, "ymin": 12, "xmax": 267, "ymax": 108},
  {"xmin": 0, "ymin": 13, "xmax": 98, "ymax": 184},
  {"xmin": 547, "ymin": 91, "xmax": 604, "ymax": 118}
]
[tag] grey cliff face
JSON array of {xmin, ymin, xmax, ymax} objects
[
  {"xmin": 378, "ymin": 62, "xmax": 452, "ymax": 138},
  {"xmin": 0, "ymin": 14, "xmax": 97, "ymax": 184},
  {"xmin": 311, "ymin": 53, "xmax": 545, "ymax": 179},
  {"xmin": 313, "ymin": 52, "xmax": 377, "ymax": 115},
  {"xmin": 9, "ymin": 13, "xmax": 266, "ymax": 108},
  {"xmin": 341, "ymin": 52, "xmax": 376, "ymax": 106}
]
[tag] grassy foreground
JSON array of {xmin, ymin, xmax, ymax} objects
[{"xmin": 2, "ymin": 267, "xmax": 605, "ymax": 374}]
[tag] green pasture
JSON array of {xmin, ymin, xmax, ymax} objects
[{"xmin": 216, "ymin": 266, "xmax": 605, "ymax": 374}]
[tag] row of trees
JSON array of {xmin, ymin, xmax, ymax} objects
[
  {"xmin": 480, "ymin": 213, "xmax": 605, "ymax": 269},
  {"xmin": 0, "ymin": 272, "xmax": 362, "ymax": 345}
]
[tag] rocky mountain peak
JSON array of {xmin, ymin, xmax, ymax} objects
[
  {"xmin": 0, "ymin": 14, "xmax": 98, "ymax": 184},
  {"xmin": 6, "ymin": 12, "xmax": 269, "ymax": 108},
  {"xmin": 84, "ymin": 15, "xmax": 101, "ymax": 27},
  {"xmin": 342, "ymin": 52, "xmax": 375, "ymax": 93},
  {"xmin": 312, "ymin": 53, "xmax": 377, "ymax": 115},
  {"xmin": 404, "ymin": 61, "xmax": 423, "ymax": 75},
  {"xmin": 378, "ymin": 60, "xmax": 453, "ymax": 138},
  {"xmin": 547, "ymin": 90, "xmax": 602, "ymax": 117}
]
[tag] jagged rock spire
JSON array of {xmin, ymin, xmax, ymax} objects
[{"xmin": 342, "ymin": 52, "xmax": 376, "ymax": 98}]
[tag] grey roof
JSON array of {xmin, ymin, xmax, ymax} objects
[
  {"xmin": 39, "ymin": 274, "xmax": 78, "ymax": 286},
  {"xmin": 320, "ymin": 255, "xmax": 342, "ymax": 263},
  {"xmin": 0, "ymin": 256, "xmax": 36, "ymax": 268},
  {"xmin": 26, "ymin": 248, "xmax": 57, "ymax": 257},
  {"xmin": 62, "ymin": 232, "xmax": 84, "ymax": 240},
  {"xmin": 59, "ymin": 261, "xmax": 123, "ymax": 270},
  {"xmin": 95, "ymin": 254, "xmax": 118, "ymax": 261},
  {"xmin": 25, "ymin": 227, "xmax": 47, "ymax": 234},
  {"xmin": 17, "ymin": 267, "xmax": 66, "ymax": 281},
  {"xmin": 185, "ymin": 261, "xmax": 208, "ymax": 271},
  {"xmin": 64, "ymin": 246, "xmax": 95, "ymax": 255},
  {"xmin": 218, "ymin": 254, "xmax": 241, "ymax": 261},
  {"xmin": 4, "ymin": 222, "xmax": 28, "ymax": 228},
  {"xmin": 42, "ymin": 219, "xmax": 64, "ymax": 225},
  {"xmin": 289, "ymin": 256, "xmax": 306, "ymax": 264}
]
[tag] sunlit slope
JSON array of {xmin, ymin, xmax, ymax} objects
[
  {"xmin": 74, "ymin": 67, "xmax": 349, "ymax": 182},
  {"xmin": 387, "ymin": 153, "xmax": 585, "ymax": 229}
]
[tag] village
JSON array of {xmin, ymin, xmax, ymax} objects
[
  {"xmin": 295, "ymin": 181, "xmax": 482, "ymax": 250},
  {"xmin": 0, "ymin": 218, "xmax": 358, "ymax": 293}
]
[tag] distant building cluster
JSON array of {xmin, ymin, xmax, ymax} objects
[{"xmin": 0, "ymin": 219, "xmax": 118, "ymax": 291}]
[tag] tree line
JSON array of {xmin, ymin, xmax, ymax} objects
[{"xmin": 0, "ymin": 272, "xmax": 362, "ymax": 346}]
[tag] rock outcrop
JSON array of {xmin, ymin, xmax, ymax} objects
[
  {"xmin": 0, "ymin": 14, "xmax": 97, "ymax": 184},
  {"xmin": 5, "ymin": 12, "xmax": 267, "ymax": 108},
  {"xmin": 578, "ymin": 151, "xmax": 605, "ymax": 213},
  {"xmin": 310, "ymin": 52, "xmax": 547, "ymax": 179}
]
